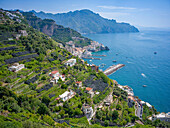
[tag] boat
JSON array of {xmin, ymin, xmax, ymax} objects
[
  {"xmin": 112, "ymin": 60, "xmax": 117, "ymax": 63},
  {"xmin": 143, "ymin": 85, "xmax": 147, "ymax": 87}
]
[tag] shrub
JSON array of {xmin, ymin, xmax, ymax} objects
[{"xmin": 5, "ymin": 78, "xmax": 12, "ymax": 83}]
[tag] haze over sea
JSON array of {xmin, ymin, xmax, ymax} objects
[{"xmin": 83, "ymin": 29, "xmax": 170, "ymax": 113}]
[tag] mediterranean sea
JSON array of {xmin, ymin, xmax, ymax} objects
[{"xmin": 83, "ymin": 29, "xmax": 170, "ymax": 113}]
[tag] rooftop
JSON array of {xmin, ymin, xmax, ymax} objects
[
  {"xmin": 86, "ymin": 87, "xmax": 92, "ymax": 91},
  {"xmin": 76, "ymin": 81, "xmax": 82, "ymax": 84},
  {"xmin": 51, "ymin": 70, "xmax": 59, "ymax": 74},
  {"xmin": 59, "ymin": 91, "xmax": 70, "ymax": 98}
]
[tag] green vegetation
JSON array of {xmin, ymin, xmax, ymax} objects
[
  {"xmin": 0, "ymin": 9, "xmax": 168, "ymax": 128},
  {"xmin": 22, "ymin": 12, "xmax": 91, "ymax": 47}
]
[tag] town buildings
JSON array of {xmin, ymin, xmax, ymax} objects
[
  {"xmin": 8, "ymin": 63, "xmax": 24, "ymax": 72},
  {"xmin": 149, "ymin": 112, "xmax": 170, "ymax": 122}
]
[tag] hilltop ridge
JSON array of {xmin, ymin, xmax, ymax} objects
[{"xmin": 33, "ymin": 9, "xmax": 139, "ymax": 34}]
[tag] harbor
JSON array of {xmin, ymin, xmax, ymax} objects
[{"xmin": 103, "ymin": 64, "xmax": 125, "ymax": 76}]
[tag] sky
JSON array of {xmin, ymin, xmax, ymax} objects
[{"xmin": 1, "ymin": 0, "xmax": 170, "ymax": 28}]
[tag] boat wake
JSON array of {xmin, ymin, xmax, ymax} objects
[
  {"xmin": 127, "ymin": 61, "xmax": 133, "ymax": 64},
  {"xmin": 148, "ymin": 66, "xmax": 158, "ymax": 69},
  {"xmin": 141, "ymin": 73, "xmax": 146, "ymax": 78}
]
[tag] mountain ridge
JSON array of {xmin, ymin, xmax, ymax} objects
[
  {"xmin": 32, "ymin": 9, "xmax": 139, "ymax": 34},
  {"xmin": 22, "ymin": 12, "xmax": 91, "ymax": 47}
]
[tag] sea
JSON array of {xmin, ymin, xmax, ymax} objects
[{"xmin": 83, "ymin": 29, "xmax": 170, "ymax": 113}]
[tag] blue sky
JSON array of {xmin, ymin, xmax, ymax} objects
[{"xmin": 1, "ymin": 0, "xmax": 170, "ymax": 28}]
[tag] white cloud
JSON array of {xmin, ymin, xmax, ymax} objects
[
  {"xmin": 98, "ymin": 12, "xmax": 130, "ymax": 19},
  {"xmin": 98, "ymin": 6, "xmax": 136, "ymax": 10}
]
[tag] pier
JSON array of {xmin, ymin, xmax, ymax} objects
[{"xmin": 103, "ymin": 64, "xmax": 125, "ymax": 76}]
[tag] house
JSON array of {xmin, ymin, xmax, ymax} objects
[
  {"xmin": 82, "ymin": 104, "xmax": 93, "ymax": 118},
  {"xmin": 113, "ymin": 80, "xmax": 118, "ymax": 85},
  {"xmin": 49, "ymin": 70, "xmax": 59, "ymax": 78},
  {"xmin": 140, "ymin": 101, "xmax": 145, "ymax": 105},
  {"xmin": 8, "ymin": 63, "xmax": 24, "ymax": 72},
  {"xmin": 59, "ymin": 90, "xmax": 75, "ymax": 102},
  {"xmin": 65, "ymin": 59, "xmax": 76, "ymax": 67},
  {"xmin": 146, "ymin": 102, "xmax": 152, "ymax": 108},
  {"xmin": 75, "ymin": 81, "xmax": 82, "ymax": 88},
  {"xmin": 18, "ymin": 30, "xmax": 28, "ymax": 36},
  {"xmin": 85, "ymin": 87, "xmax": 94, "ymax": 98},
  {"xmin": 90, "ymin": 64, "xmax": 99, "ymax": 72},
  {"xmin": 104, "ymin": 94, "xmax": 113, "ymax": 106},
  {"xmin": 150, "ymin": 112, "xmax": 170, "ymax": 122},
  {"xmin": 128, "ymin": 96, "xmax": 136, "ymax": 108},
  {"xmin": 49, "ymin": 71, "xmax": 65, "ymax": 84}
]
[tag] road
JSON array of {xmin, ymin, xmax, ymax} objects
[{"xmin": 136, "ymin": 102, "xmax": 143, "ymax": 119}]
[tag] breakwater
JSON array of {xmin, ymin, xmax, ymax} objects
[
  {"xmin": 82, "ymin": 57, "xmax": 102, "ymax": 60},
  {"xmin": 103, "ymin": 64, "xmax": 125, "ymax": 76}
]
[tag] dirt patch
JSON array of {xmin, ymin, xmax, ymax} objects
[{"xmin": 37, "ymin": 83, "xmax": 44, "ymax": 88}]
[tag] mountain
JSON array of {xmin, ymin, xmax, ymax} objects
[
  {"xmin": 22, "ymin": 12, "xmax": 91, "ymax": 47},
  {"xmin": 32, "ymin": 9, "xmax": 139, "ymax": 34}
]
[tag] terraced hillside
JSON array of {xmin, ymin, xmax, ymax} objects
[{"xmin": 0, "ymin": 9, "xmax": 164, "ymax": 128}]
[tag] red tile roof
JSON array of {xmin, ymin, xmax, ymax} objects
[
  {"xmin": 51, "ymin": 71, "xmax": 58, "ymax": 74},
  {"xmin": 86, "ymin": 87, "xmax": 92, "ymax": 91},
  {"xmin": 76, "ymin": 81, "xmax": 82, "ymax": 84}
]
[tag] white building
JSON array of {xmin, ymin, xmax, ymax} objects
[
  {"xmin": 65, "ymin": 59, "xmax": 76, "ymax": 67},
  {"xmin": 49, "ymin": 70, "xmax": 59, "ymax": 78},
  {"xmin": 8, "ymin": 63, "xmax": 24, "ymax": 72},
  {"xmin": 49, "ymin": 70, "xmax": 65, "ymax": 84},
  {"xmin": 82, "ymin": 104, "xmax": 93, "ymax": 118},
  {"xmin": 59, "ymin": 90, "xmax": 75, "ymax": 102},
  {"xmin": 75, "ymin": 81, "xmax": 82, "ymax": 88},
  {"xmin": 150, "ymin": 112, "xmax": 170, "ymax": 122},
  {"xmin": 146, "ymin": 102, "xmax": 152, "ymax": 108}
]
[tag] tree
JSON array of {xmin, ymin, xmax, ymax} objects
[
  {"xmin": 112, "ymin": 110, "xmax": 119, "ymax": 120},
  {"xmin": 59, "ymin": 110, "xmax": 65, "ymax": 117},
  {"xmin": 116, "ymin": 104, "xmax": 122, "ymax": 110},
  {"xmin": 37, "ymin": 103, "xmax": 49, "ymax": 115},
  {"xmin": 41, "ymin": 76, "xmax": 46, "ymax": 80},
  {"xmin": 61, "ymin": 84, "xmax": 67, "ymax": 89},
  {"xmin": 74, "ymin": 108, "xmax": 82, "ymax": 116},
  {"xmin": 0, "ymin": 81, "xmax": 3, "ymax": 86},
  {"xmin": 42, "ymin": 96, "xmax": 50, "ymax": 106},
  {"xmin": 96, "ymin": 111, "xmax": 103, "ymax": 120},
  {"xmin": 104, "ymin": 120, "xmax": 109, "ymax": 127},
  {"xmin": 5, "ymin": 78, "xmax": 12, "ymax": 83}
]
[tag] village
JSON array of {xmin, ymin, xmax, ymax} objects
[{"xmin": 65, "ymin": 38, "xmax": 109, "ymax": 59}]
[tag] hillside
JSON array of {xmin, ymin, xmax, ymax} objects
[
  {"xmin": 0, "ymin": 9, "xmax": 169, "ymax": 128},
  {"xmin": 33, "ymin": 9, "xmax": 139, "ymax": 34},
  {"xmin": 22, "ymin": 12, "xmax": 91, "ymax": 47}
]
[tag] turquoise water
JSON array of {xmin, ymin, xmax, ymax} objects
[{"xmin": 83, "ymin": 29, "xmax": 170, "ymax": 113}]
